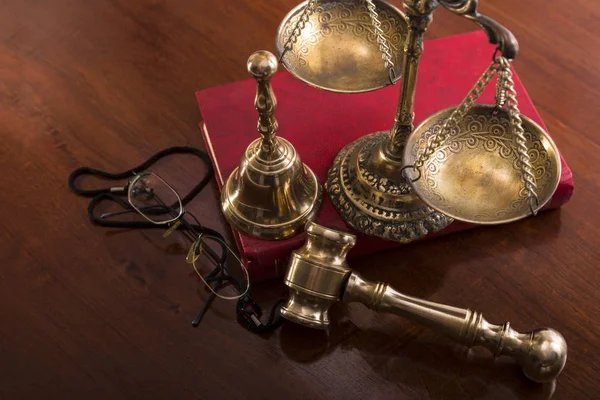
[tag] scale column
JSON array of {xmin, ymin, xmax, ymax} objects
[
  {"xmin": 387, "ymin": 0, "xmax": 436, "ymax": 158},
  {"xmin": 323, "ymin": 0, "xmax": 452, "ymax": 242}
]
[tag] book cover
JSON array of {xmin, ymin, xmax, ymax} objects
[{"xmin": 196, "ymin": 31, "xmax": 574, "ymax": 282}]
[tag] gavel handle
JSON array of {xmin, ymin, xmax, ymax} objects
[{"xmin": 344, "ymin": 272, "xmax": 567, "ymax": 383}]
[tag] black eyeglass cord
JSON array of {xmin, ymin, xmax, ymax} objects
[
  {"xmin": 237, "ymin": 297, "xmax": 286, "ymax": 334},
  {"xmin": 68, "ymin": 145, "xmax": 285, "ymax": 334}
]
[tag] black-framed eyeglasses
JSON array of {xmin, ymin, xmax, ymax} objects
[
  {"xmin": 103, "ymin": 171, "xmax": 250, "ymax": 325},
  {"xmin": 68, "ymin": 146, "xmax": 285, "ymax": 333}
]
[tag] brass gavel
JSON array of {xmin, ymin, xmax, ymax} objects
[{"xmin": 280, "ymin": 223, "xmax": 567, "ymax": 383}]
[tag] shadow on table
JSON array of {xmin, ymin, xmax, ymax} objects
[{"xmin": 278, "ymin": 314, "xmax": 557, "ymax": 400}]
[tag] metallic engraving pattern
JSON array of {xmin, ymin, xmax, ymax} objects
[
  {"xmin": 364, "ymin": 0, "xmax": 396, "ymax": 75},
  {"xmin": 412, "ymin": 59, "xmax": 499, "ymax": 171},
  {"xmin": 326, "ymin": 132, "xmax": 452, "ymax": 243},
  {"xmin": 409, "ymin": 110, "xmax": 554, "ymax": 220},
  {"xmin": 280, "ymin": 3, "xmax": 405, "ymax": 71},
  {"xmin": 356, "ymin": 134, "xmax": 411, "ymax": 196},
  {"xmin": 280, "ymin": 0, "xmax": 318, "ymax": 57}
]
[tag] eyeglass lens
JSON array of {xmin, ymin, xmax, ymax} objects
[
  {"xmin": 129, "ymin": 173, "xmax": 182, "ymax": 224},
  {"xmin": 189, "ymin": 236, "xmax": 250, "ymax": 301}
]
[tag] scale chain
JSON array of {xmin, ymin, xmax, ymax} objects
[
  {"xmin": 495, "ymin": 68, "xmax": 508, "ymax": 108},
  {"xmin": 364, "ymin": 0, "xmax": 396, "ymax": 83},
  {"xmin": 499, "ymin": 60, "xmax": 539, "ymax": 214},
  {"xmin": 410, "ymin": 54, "xmax": 539, "ymax": 216},
  {"xmin": 412, "ymin": 58, "xmax": 500, "ymax": 172},
  {"xmin": 279, "ymin": 0, "xmax": 319, "ymax": 62}
]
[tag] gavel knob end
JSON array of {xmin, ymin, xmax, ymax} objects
[
  {"xmin": 520, "ymin": 328, "xmax": 567, "ymax": 383},
  {"xmin": 247, "ymin": 50, "xmax": 278, "ymax": 79}
]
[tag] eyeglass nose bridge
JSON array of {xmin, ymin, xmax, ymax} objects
[{"xmin": 130, "ymin": 185, "xmax": 155, "ymax": 200}]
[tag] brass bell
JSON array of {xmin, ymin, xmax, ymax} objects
[{"xmin": 221, "ymin": 50, "xmax": 323, "ymax": 240}]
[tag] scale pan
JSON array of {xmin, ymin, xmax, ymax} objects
[
  {"xmin": 403, "ymin": 105, "xmax": 561, "ymax": 224},
  {"xmin": 276, "ymin": 0, "xmax": 407, "ymax": 93}
]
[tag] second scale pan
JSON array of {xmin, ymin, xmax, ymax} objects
[{"xmin": 403, "ymin": 105, "xmax": 561, "ymax": 224}]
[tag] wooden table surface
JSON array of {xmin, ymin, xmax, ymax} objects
[{"xmin": 1, "ymin": 0, "xmax": 599, "ymax": 399}]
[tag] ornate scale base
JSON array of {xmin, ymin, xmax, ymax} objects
[{"xmin": 325, "ymin": 132, "xmax": 452, "ymax": 242}]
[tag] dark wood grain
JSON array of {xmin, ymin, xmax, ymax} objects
[{"xmin": 0, "ymin": 1, "xmax": 598, "ymax": 399}]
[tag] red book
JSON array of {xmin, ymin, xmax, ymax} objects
[{"xmin": 196, "ymin": 31, "xmax": 574, "ymax": 282}]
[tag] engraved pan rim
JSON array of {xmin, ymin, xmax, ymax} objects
[
  {"xmin": 275, "ymin": 0, "xmax": 406, "ymax": 94},
  {"xmin": 403, "ymin": 105, "xmax": 562, "ymax": 225}
]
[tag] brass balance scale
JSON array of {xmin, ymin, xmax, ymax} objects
[
  {"xmin": 222, "ymin": 0, "xmax": 560, "ymax": 241},
  {"xmin": 272, "ymin": 0, "xmax": 559, "ymax": 240},
  {"xmin": 220, "ymin": 0, "xmax": 566, "ymax": 382}
]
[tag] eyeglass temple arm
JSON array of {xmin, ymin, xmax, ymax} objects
[{"xmin": 100, "ymin": 204, "xmax": 173, "ymax": 219}]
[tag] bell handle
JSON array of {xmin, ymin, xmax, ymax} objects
[
  {"xmin": 438, "ymin": 0, "xmax": 519, "ymax": 59},
  {"xmin": 344, "ymin": 272, "xmax": 567, "ymax": 383},
  {"xmin": 247, "ymin": 50, "xmax": 280, "ymax": 156}
]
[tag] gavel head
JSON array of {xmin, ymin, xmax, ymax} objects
[{"xmin": 280, "ymin": 222, "xmax": 357, "ymax": 329}]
